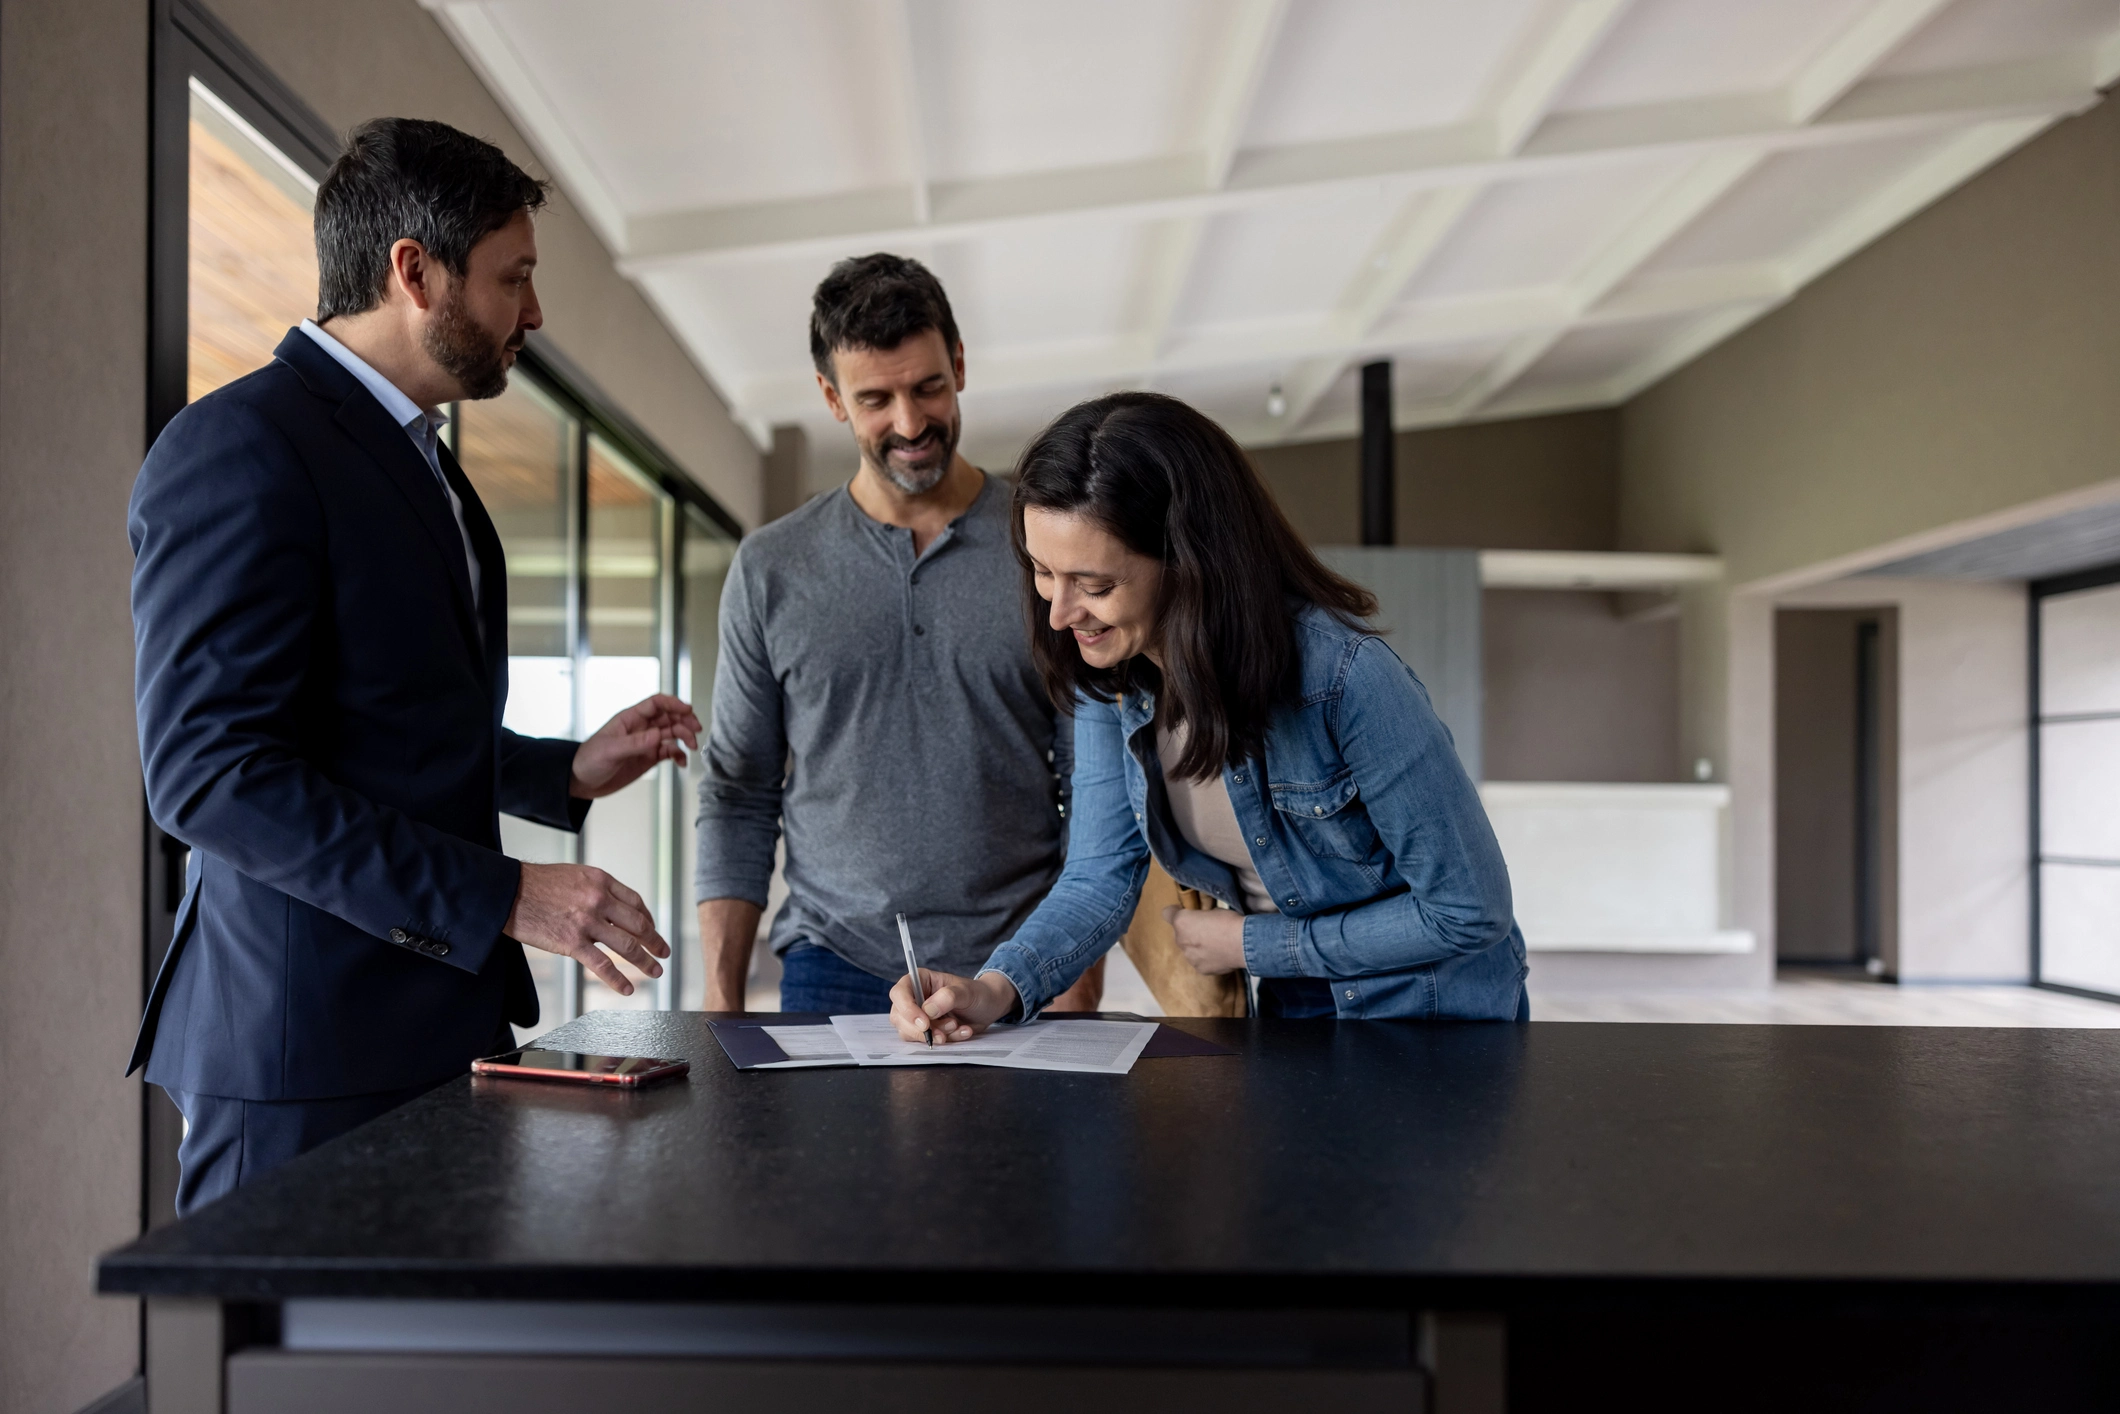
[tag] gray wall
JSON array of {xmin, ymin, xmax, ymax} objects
[
  {"xmin": 0, "ymin": 3, "xmax": 152, "ymax": 1410},
  {"xmin": 1315, "ymin": 549, "xmax": 1482, "ymax": 779},
  {"xmin": 1483, "ymin": 591, "xmax": 1678, "ymax": 783},
  {"xmin": 1252, "ymin": 408, "xmax": 1618, "ymax": 551}
]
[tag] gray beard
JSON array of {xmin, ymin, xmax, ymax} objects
[
  {"xmin": 875, "ymin": 454, "xmax": 949, "ymax": 495},
  {"xmin": 865, "ymin": 414, "xmax": 961, "ymax": 494}
]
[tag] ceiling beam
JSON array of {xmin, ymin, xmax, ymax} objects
[
  {"xmin": 885, "ymin": 0, "xmax": 932, "ymax": 224},
  {"xmin": 1450, "ymin": 148, "xmax": 1763, "ymax": 418},
  {"xmin": 1448, "ymin": 0, "xmax": 1962, "ymax": 419},
  {"xmin": 420, "ymin": 0, "xmax": 631, "ymax": 256},
  {"xmin": 1785, "ymin": 0, "xmax": 1955, "ymax": 124},
  {"xmin": 617, "ymin": 50, "xmax": 2100, "ymax": 272},
  {"xmin": 1269, "ymin": 0, "xmax": 1633, "ymax": 436},
  {"xmin": 1134, "ymin": 0, "xmax": 1291, "ymax": 372},
  {"xmin": 1594, "ymin": 111, "xmax": 2059, "ymax": 411},
  {"xmin": 1492, "ymin": 0, "xmax": 1637, "ymax": 153},
  {"xmin": 730, "ymin": 261, "xmax": 1787, "ymax": 423}
]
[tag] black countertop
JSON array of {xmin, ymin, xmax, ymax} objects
[{"xmin": 98, "ymin": 1013, "xmax": 2120, "ymax": 1309}]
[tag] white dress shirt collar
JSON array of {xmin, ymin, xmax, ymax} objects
[{"xmin": 298, "ymin": 318, "xmax": 449, "ymax": 445}]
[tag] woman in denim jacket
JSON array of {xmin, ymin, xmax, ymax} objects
[{"xmin": 890, "ymin": 392, "xmax": 1527, "ymax": 1040}]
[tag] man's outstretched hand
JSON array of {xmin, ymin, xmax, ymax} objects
[
  {"xmin": 505, "ymin": 863, "xmax": 670, "ymax": 996},
  {"xmin": 569, "ymin": 693, "xmax": 702, "ymax": 800}
]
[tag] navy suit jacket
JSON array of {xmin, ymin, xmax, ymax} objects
[{"xmin": 128, "ymin": 329, "xmax": 586, "ymax": 1101}]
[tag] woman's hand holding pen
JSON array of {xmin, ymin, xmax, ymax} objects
[{"xmin": 889, "ymin": 968, "xmax": 1017, "ymax": 1043}]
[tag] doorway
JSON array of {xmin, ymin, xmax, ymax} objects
[{"xmin": 1774, "ymin": 608, "xmax": 1899, "ymax": 974}]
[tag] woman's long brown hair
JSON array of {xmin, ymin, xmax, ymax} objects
[{"xmin": 1011, "ymin": 392, "xmax": 1377, "ymax": 781}]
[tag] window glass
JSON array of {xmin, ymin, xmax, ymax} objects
[
  {"xmin": 581, "ymin": 436, "xmax": 671, "ymax": 1012},
  {"xmin": 455, "ymin": 378, "xmax": 582, "ymax": 1038},
  {"xmin": 187, "ymin": 78, "xmax": 316, "ymax": 400},
  {"xmin": 676, "ymin": 506, "xmax": 739, "ymax": 1012},
  {"xmin": 2038, "ymin": 580, "xmax": 2120, "ymax": 998}
]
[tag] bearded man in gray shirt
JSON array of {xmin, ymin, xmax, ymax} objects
[{"xmin": 694, "ymin": 253, "xmax": 1098, "ymax": 1014}]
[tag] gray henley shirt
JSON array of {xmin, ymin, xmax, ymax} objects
[{"xmin": 693, "ymin": 473, "xmax": 1070, "ymax": 981}]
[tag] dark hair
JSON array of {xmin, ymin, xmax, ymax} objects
[
  {"xmin": 808, "ymin": 252, "xmax": 961, "ymax": 380},
  {"xmin": 313, "ymin": 118, "xmax": 548, "ymax": 321},
  {"xmin": 1012, "ymin": 392, "xmax": 1378, "ymax": 780}
]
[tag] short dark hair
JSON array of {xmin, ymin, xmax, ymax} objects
[
  {"xmin": 1013, "ymin": 393, "xmax": 1378, "ymax": 780},
  {"xmin": 313, "ymin": 118, "xmax": 548, "ymax": 321},
  {"xmin": 808, "ymin": 252, "xmax": 961, "ymax": 380}
]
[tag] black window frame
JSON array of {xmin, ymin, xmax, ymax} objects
[{"xmin": 2027, "ymin": 559, "xmax": 2120, "ymax": 1004}]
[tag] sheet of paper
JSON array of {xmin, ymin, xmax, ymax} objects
[
  {"xmin": 828, "ymin": 1014, "xmax": 1158, "ymax": 1075},
  {"xmin": 752, "ymin": 1024, "xmax": 856, "ymax": 1069}
]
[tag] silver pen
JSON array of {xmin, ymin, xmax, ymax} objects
[{"xmin": 896, "ymin": 912, "xmax": 934, "ymax": 1046}]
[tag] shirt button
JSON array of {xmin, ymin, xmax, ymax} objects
[
  {"xmin": 1313, "ymin": 805, "xmax": 1325, "ymax": 816},
  {"xmin": 1232, "ymin": 774, "xmax": 1244, "ymax": 783},
  {"xmin": 1286, "ymin": 896, "xmax": 1298, "ymax": 907},
  {"xmin": 1254, "ymin": 836, "xmax": 1266, "ymax": 846},
  {"xmin": 914, "ymin": 625, "xmax": 925, "ymax": 636},
  {"xmin": 1344, "ymin": 989, "xmax": 1356, "ymax": 1001}
]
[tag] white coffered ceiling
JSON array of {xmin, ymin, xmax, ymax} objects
[{"xmin": 422, "ymin": 0, "xmax": 2120, "ymax": 475}]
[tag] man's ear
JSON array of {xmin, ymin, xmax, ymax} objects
[
  {"xmin": 816, "ymin": 370, "xmax": 851, "ymax": 424},
  {"xmin": 388, "ymin": 238, "xmax": 439, "ymax": 312},
  {"xmin": 951, "ymin": 341, "xmax": 966, "ymax": 392}
]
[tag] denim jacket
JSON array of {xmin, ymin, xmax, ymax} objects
[{"xmin": 982, "ymin": 603, "xmax": 1528, "ymax": 1020}]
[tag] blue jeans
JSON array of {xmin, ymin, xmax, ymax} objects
[
  {"xmin": 779, "ymin": 942, "xmax": 896, "ymax": 1014},
  {"xmin": 1258, "ymin": 977, "xmax": 1531, "ymax": 1020}
]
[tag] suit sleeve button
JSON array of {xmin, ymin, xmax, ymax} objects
[{"xmin": 389, "ymin": 928, "xmax": 409, "ymax": 944}]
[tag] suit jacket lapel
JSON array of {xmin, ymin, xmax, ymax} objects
[
  {"xmin": 333, "ymin": 394, "xmax": 485, "ymax": 656},
  {"xmin": 439, "ymin": 438, "xmax": 511, "ymax": 695},
  {"xmin": 274, "ymin": 330, "xmax": 483, "ymax": 660}
]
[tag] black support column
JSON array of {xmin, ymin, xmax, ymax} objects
[{"xmin": 1359, "ymin": 359, "xmax": 1394, "ymax": 546}]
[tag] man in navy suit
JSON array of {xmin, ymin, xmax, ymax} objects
[{"xmin": 129, "ymin": 118, "xmax": 700, "ymax": 1215}]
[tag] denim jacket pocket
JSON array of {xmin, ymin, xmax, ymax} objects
[{"xmin": 1268, "ymin": 769, "xmax": 1373, "ymax": 863}]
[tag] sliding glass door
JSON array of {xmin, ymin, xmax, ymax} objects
[{"xmin": 2034, "ymin": 568, "xmax": 2120, "ymax": 1001}]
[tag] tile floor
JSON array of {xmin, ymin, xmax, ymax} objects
[{"xmin": 1530, "ymin": 972, "xmax": 2120, "ymax": 1026}]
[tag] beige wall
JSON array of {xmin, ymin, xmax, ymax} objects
[
  {"xmin": 0, "ymin": 3, "xmax": 152, "ymax": 1411},
  {"xmin": 209, "ymin": 0, "xmax": 765, "ymax": 528},
  {"xmin": 1484, "ymin": 591, "xmax": 1679, "ymax": 784},
  {"xmin": 1252, "ymin": 408, "xmax": 1618, "ymax": 550}
]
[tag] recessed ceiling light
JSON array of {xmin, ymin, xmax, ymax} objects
[{"xmin": 1266, "ymin": 383, "xmax": 1287, "ymax": 418}]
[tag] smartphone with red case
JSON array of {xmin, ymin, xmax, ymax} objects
[{"xmin": 470, "ymin": 1048, "xmax": 690, "ymax": 1087}]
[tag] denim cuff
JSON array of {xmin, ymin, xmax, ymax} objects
[
  {"xmin": 980, "ymin": 940, "xmax": 1044, "ymax": 1022},
  {"xmin": 1242, "ymin": 912, "xmax": 1303, "ymax": 978}
]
